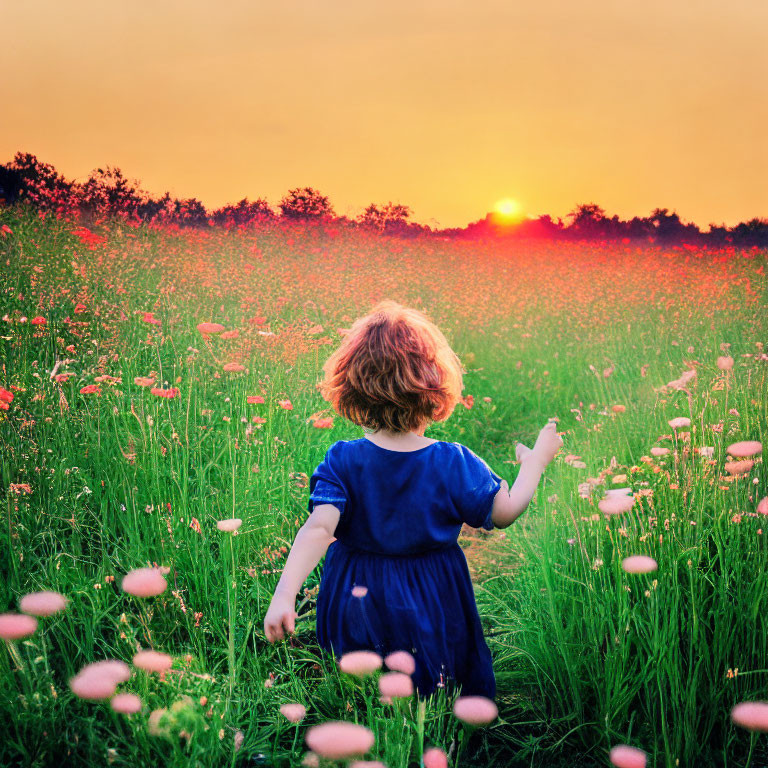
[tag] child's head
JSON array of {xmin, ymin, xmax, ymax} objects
[{"xmin": 318, "ymin": 300, "xmax": 464, "ymax": 434}]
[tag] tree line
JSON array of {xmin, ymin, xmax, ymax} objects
[{"xmin": 1, "ymin": 152, "xmax": 765, "ymax": 246}]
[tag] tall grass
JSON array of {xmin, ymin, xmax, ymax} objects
[{"xmin": 1, "ymin": 204, "xmax": 767, "ymax": 767}]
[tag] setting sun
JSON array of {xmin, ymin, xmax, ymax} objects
[{"xmin": 494, "ymin": 198, "xmax": 522, "ymax": 218}]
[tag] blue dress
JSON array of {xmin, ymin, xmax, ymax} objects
[{"xmin": 308, "ymin": 437, "xmax": 504, "ymax": 700}]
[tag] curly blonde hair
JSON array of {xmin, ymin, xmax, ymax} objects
[{"xmin": 317, "ymin": 300, "xmax": 465, "ymax": 434}]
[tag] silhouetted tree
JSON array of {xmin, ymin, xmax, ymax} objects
[
  {"xmin": 566, "ymin": 203, "xmax": 608, "ymax": 238},
  {"xmin": 3, "ymin": 152, "xmax": 77, "ymax": 215},
  {"xmin": 172, "ymin": 198, "xmax": 209, "ymax": 227},
  {"xmin": 74, "ymin": 165, "xmax": 146, "ymax": 223},
  {"xmin": 358, "ymin": 202, "xmax": 412, "ymax": 234},
  {"xmin": 211, "ymin": 197, "xmax": 274, "ymax": 227},
  {"xmin": 279, "ymin": 187, "xmax": 334, "ymax": 220}
]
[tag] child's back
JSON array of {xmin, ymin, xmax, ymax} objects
[{"xmin": 309, "ymin": 436, "xmax": 503, "ymax": 699}]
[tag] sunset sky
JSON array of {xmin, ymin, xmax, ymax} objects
[{"xmin": 2, "ymin": 0, "xmax": 766, "ymax": 228}]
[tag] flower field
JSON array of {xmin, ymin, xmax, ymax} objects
[{"xmin": 1, "ymin": 205, "xmax": 767, "ymax": 768}]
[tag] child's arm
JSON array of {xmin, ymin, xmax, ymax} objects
[
  {"xmin": 491, "ymin": 421, "xmax": 563, "ymax": 529},
  {"xmin": 264, "ymin": 504, "xmax": 340, "ymax": 642}
]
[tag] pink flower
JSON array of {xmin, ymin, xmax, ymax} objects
[
  {"xmin": 349, "ymin": 762, "xmax": 387, "ymax": 768},
  {"xmin": 280, "ymin": 702, "xmax": 307, "ymax": 723},
  {"xmin": 69, "ymin": 660, "xmax": 130, "ymax": 700},
  {"xmin": 121, "ymin": 567, "xmax": 167, "ymax": 597},
  {"xmin": 452, "ymin": 695, "xmax": 498, "ymax": 725},
  {"xmin": 598, "ymin": 495, "xmax": 636, "ymax": 516},
  {"xmin": 278, "ymin": 399, "xmax": 293, "ymax": 410},
  {"xmin": 197, "ymin": 322, "xmax": 225, "ymax": 334},
  {"xmin": 30, "ymin": 316, "xmax": 47, "ymax": 326},
  {"xmin": 621, "ymin": 556, "xmax": 658, "ymax": 574},
  {"xmin": 725, "ymin": 460, "xmax": 754, "ymax": 475},
  {"xmin": 757, "ymin": 498, "xmax": 768, "ymax": 515},
  {"xmin": 731, "ymin": 701, "xmax": 768, "ymax": 731},
  {"xmin": 384, "ymin": 650, "xmax": 416, "ymax": 675},
  {"xmin": 716, "ymin": 356, "xmax": 734, "ymax": 370},
  {"xmin": 133, "ymin": 650, "xmax": 173, "ymax": 673},
  {"xmin": 221, "ymin": 330, "xmax": 240, "ymax": 340},
  {"xmin": 668, "ymin": 417, "xmax": 690, "ymax": 429},
  {"xmin": 313, "ymin": 418, "xmax": 334, "ymax": 429},
  {"xmin": 650, "ymin": 446, "xmax": 670, "ymax": 456},
  {"xmin": 217, "ymin": 518, "xmax": 243, "ymax": 532},
  {"xmin": 0, "ymin": 613, "xmax": 38, "ymax": 640},
  {"xmin": 301, "ymin": 753, "xmax": 320, "ymax": 768},
  {"xmin": 423, "ymin": 747, "xmax": 449, "ymax": 768},
  {"xmin": 304, "ymin": 721, "xmax": 375, "ymax": 760},
  {"xmin": 609, "ymin": 745, "xmax": 647, "ymax": 768},
  {"xmin": 19, "ymin": 591, "xmax": 69, "ymax": 617},
  {"xmin": 247, "ymin": 395, "xmax": 265, "ymax": 404},
  {"xmin": 338, "ymin": 650, "xmax": 383, "ymax": 676},
  {"xmin": 111, "ymin": 693, "xmax": 142, "ymax": 713},
  {"xmin": 351, "ymin": 585, "xmax": 368, "ymax": 598},
  {"xmin": 378, "ymin": 672, "xmax": 413, "ymax": 698},
  {"xmin": 223, "ymin": 362, "xmax": 246, "ymax": 372},
  {"xmin": 726, "ymin": 441, "xmax": 762, "ymax": 458}
]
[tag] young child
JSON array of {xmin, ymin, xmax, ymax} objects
[{"xmin": 263, "ymin": 300, "xmax": 563, "ymax": 701}]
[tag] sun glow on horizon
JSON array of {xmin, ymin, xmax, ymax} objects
[{"xmin": 494, "ymin": 198, "xmax": 522, "ymax": 219}]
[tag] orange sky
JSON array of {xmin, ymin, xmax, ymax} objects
[{"xmin": 2, "ymin": 0, "xmax": 766, "ymax": 228}]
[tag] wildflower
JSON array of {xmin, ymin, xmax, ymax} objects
[
  {"xmin": 598, "ymin": 495, "xmax": 635, "ymax": 516},
  {"xmin": 726, "ymin": 441, "xmax": 762, "ymax": 458},
  {"xmin": 650, "ymin": 446, "xmax": 670, "ymax": 457},
  {"xmin": 280, "ymin": 702, "xmax": 307, "ymax": 723},
  {"xmin": 717, "ymin": 356, "xmax": 734, "ymax": 370},
  {"xmin": 223, "ymin": 362, "xmax": 246, "ymax": 373},
  {"xmin": 423, "ymin": 747, "xmax": 449, "ymax": 768},
  {"xmin": 197, "ymin": 322, "xmax": 225, "ymax": 334},
  {"xmin": 0, "ymin": 613, "xmax": 38, "ymax": 640},
  {"xmin": 609, "ymin": 745, "xmax": 647, "ymax": 768},
  {"xmin": 278, "ymin": 399, "xmax": 293, "ymax": 409},
  {"xmin": 74, "ymin": 303, "xmax": 87, "ymax": 314},
  {"xmin": 612, "ymin": 405, "xmax": 626, "ymax": 413},
  {"xmin": 313, "ymin": 418, "xmax": 334, "ymax": 428},
  {"xmin": 378, "ymin": 672, "xmax": 413, "ymax": 698},
  {"xmin": 349, "ymin": 762, "xmax": 386, "ymax": 768},
  {"xmin": 121, "ymin": 567, "xmax": 167, "ymax": 597},
  {"xmin": 351, "ymin": 585, "xmax": 368, "ymax": 598},
  {"xmin": 725, "ymin": 460, "xmax": 754, "ymax": 475},
  {"xmin": 247, "ymin": 395, "xmax": 265, "ymax": 404},
  {"xmin": 462, "ymin": 394, "xmax": 474, "ymax": 408},
  {"xmin": 19, "ymin": 591, "xmax": 68, "ymax": 616},
  {"xmin": 69, "ymin": 660, "xmax": 131, "ymax": 700},
  {"xmin": 150, "ymin": 386, "xmax": 180, "ymax": 399},
  {"xmin": 731, "ymin": 701, "xmax": 768, "ymax": 731},
  {"xmin": 148, "ymin": 708, "xmax": 170, "ymax": 737},
  {"xmin": 30, "ymin": 316, "xmax": 47, "ymax": 326},
  {"xmin": 216, "ymin": 518, "xmax": 243, "ymax": 532},
  {"xmin": 134, "ymin": 376, "xmax": 156, "ymax": 387},
  {"xmin": 757, "ymin": 498, "xmax": 768, "ymax": 515},
  {"xmin": 384, "ymin": 650, "xmax": 416, "ymax": 675},
  {"xmin": 305, "ymin": 722, "xmax": 375, "ymax": 760},
  {"xmin": 133, "ymin": 650, "xmax": 173, "ymax": 673},
  {"xmin": 111, "ymin": 693, "xmax": 142, "ymax": 713},
  {"xmin": 622, "ymin": 555, "xmax": 658, "ymax": 574},
  {"xmin": 301, "ymin": 753, "xmax": 320, "ymax": 768},
  {"xmin": 699, "ymin": 446, "xmax": 714, "ymax": 458},
  {"xmin": 452, "ymin": 696, "xmax": 498, "ymax": 725},
  {"xmin": 668, "ymin": 417, "xmax": 690, "ymax": 429},
  {"xmin": 221, "ymin": 330, "xmax": 239, "ymax": 339},
  {"xmin": 338, "ymin": 650, "xmax": 383, "ymax": 676},
  {"xmin": 80, "ymin": 384, "xmax": 101, "ymax": 395}
]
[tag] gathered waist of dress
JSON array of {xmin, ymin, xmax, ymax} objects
[{"xmin": 330, "ymin": 538, "xmax": 460, "ymax": 558}]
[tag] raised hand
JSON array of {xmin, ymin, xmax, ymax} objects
[{"xmin": 530, "ymin": 421, "xmax": 564, "ymax": 468}]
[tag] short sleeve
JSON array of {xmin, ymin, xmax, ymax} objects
[
  {"xmin": 307, "ymin": 443, "xmax": 348, "ymax": 517},
  {"xmin": 452, "ymin": 445, "xmax": 504, "ymax": 531}
]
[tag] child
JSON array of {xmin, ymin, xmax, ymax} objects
[{"xmin": 263, "ymin": 300, "xmax": 563, "ymax": 701}]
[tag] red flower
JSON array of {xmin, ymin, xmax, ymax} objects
[
  {"xmin": 0, "ymin": 388, "xmax": 13, "ymax": 404},
  {"xmin": 150, "ymin": 387, "xmax": 180, "ymax": 399},
  {"xmin": 80, "ymin": 385, "xmax": 101, "ymax": 395},
  {"xmin": 247, "ymin": 395, "xmax": 265, "ymax": 404},
  {"xmin": 30, "ymin": 316, "xmax": 47, "ymax": 326},
  {"xmin": 313, "ymin": 418, "xmax": 334, "ymax": 429},
  {"xmin": 0, "ymin": 225, "xmax": 12, "ymax": 236},
  {"xmin": 462, "ymin": 394, "xmax": 474, "ymax": 409},
  {"xmin": 74, "ymin": 303, "xmax": 87, "ymax": 314},
  {"xmin": 278, "ymin": 399, "xmax": 293, "ymax": 410}
]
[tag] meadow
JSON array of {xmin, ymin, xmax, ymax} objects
[{"xmin": 1, "ymin": 204, "xmax": 767, "ymax": 768}]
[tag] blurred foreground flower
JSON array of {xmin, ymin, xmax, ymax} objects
[
  {"xmin": 378, "ymin": 672, "xmax": 413, "ymax": 698},
  {"xmin": 121, "ymin": 567, "xmax": 167, "ymax": 597},
  {"xmin": 305, "ymin": 721, "xmax": 375, "ymax": 760},
  {"xmin": 19, "ymin": 591, "xmax": 68, "ymax": 616},
  {"xmin": 423, "ymin": 747, "xmax": 448, "ymax": 768},
  {"xmin": 217, "ymin": 518, "xmax": 243, "ymax": 532},
  {"xmin": 622, "ymin": 556, "xmax": 658, "ymax": 574},
  {"xmin": 0, "ymin": 613, "xmax": 38, "ymax": 640},
  {"xmin": 111, "ymin": 693, "xmax": 142, "ymax": 713},
  {"xmin": 384, "ymin": 650, "xmax": 416, "ymax": 675},
  {"xmin": 726, "ymin": 441, "xmax": 762, "ymax": 458},
  {"xmin": 452, "ymin": 695, "xmax": 498, "ymax": 725},
  {"xmin": 197, "ymin": 322, "xmax": 225, "ymax": 334},
  {"xmin": 339, "ymin": 650, "xmax": 383, "ymax": 676},
  {"xmin": 280, "ymin": 702, "xmax": 307, "ymax": 723},
  {"xmin": 609, "ymin": 744, "xmax": 647, "ymax": 768},
  {"xmin": 133, "ymin": 650, "xmax": 173, "ymax": 672},
  {"xmin": 732, "ymin": 701, "xmax": 768, "ymax": 731}
]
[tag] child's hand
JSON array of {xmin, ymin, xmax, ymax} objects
[
  {"xmin": 530, "ymin": 421, "xmax": 564, "ymax": 468},
  {"xmin": 515, "ymin": 442, "xmax": 532, "ymax": 463},
  {"xmin": 264, "ymin": 594, "xmax": 298, "ymax": 643}
]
